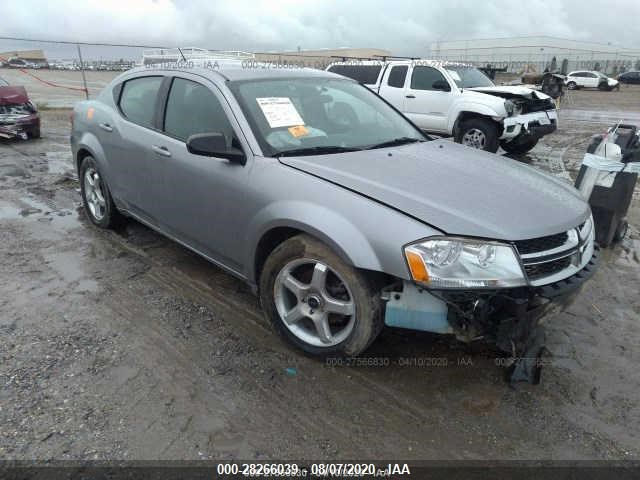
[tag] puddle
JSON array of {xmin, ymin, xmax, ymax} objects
[
  {"xmin": 0, "ymin": 197, "xmax": 80, "ymax": 231},
  {"xmin": 43, "ymin": 250, "xmax": 98, "ymax": 292},
  {"xmin": 46, "ymin": 150, "xmax": 75, "ymax": 176},
  {"xmin": 0, "ymin": 163, "xmax": 27, "ymax": 177}
]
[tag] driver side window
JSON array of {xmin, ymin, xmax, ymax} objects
[
  {"xmin": 163, "ymin": 77, "xmax": 236, "ymax": 147},
  {"xmin": 410, "ymin": 66, "xmax": 447, "ymax": 91}
]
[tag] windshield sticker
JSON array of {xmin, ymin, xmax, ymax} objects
[
  {"xmin": 256, "ymin": 97, "xmax": 304, "ymax": 128},
  {"xmin": 446, "ymin": 70, "xmax": 461, "ymax": 82},
  {"xmin": 288, "ymin": 125, "xmax": 309, "ymax": 138}
]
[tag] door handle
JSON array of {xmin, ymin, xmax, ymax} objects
[
  {"xmin": 405, "ymin": 94, "xmax": 416, "ymax": 98},
  {"xmin": 98, "ymin": 123, "xmax": 113, "ymax": 132},
  {"xmin": 151, "ymin": 145, "xmax": 172, "ymax": 157}
]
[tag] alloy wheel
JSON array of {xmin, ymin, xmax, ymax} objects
[
  {"xmin": 462, "ymin": 128, "xmax": 487, "ymax": 149},
  {"xmin": 274, "ymin": 258, "xmax": 356, "ymax": 347},
  {"xmin": 83, "ymin": 167, "xmax": 106, "ymax": 221}
]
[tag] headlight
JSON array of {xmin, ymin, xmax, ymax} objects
[
  {"xmin": 579, "ymin": 213, "xmax": 593, "ymax": 241},
  {"xmin": 504, "ymin": 100, "xmax": 516, "ymax": 116},
  {"xmin": 404, "ymin": 237, "xmax": 526, "ymax": 289}
]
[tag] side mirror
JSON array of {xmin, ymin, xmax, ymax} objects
[
  {"xmin": 432, "ymin": 80, "xmax": 451, "ymax": 92},
  {"xmin": 186, "ymin": 132, "xmax": 246, "ymax": 165}
]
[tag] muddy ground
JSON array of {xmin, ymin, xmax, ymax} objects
[{"xmin": 0, "ymin": 86, "xmax": 639, "ymax": 461}]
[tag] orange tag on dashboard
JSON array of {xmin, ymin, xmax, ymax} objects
[
  {"xmin": 288, "ymin": 125, "xmax": 308, "ymax": 138},
  {"xmin": 87, "ymin": 107, "xmax": 94, "ymax": 120}
]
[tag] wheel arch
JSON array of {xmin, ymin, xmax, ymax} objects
[
  {"xmin": 248, "ymin": 203, "xmax": 384, "ymax": 286},
  {"xmin": 452, "ymin": 111, "xmax": 504, "ymax": 140},
  {"xmin": 74, "ymin": 133, "xmax": 110, "ymax": 182}
]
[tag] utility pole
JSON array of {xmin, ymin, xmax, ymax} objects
[{"xmin": 76, "ymin": 43, "xmax": 89, "ymax": 99}]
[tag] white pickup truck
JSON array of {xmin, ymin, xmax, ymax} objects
[{"xmin": 327, "ymin": 60, "xmax": 558, "ymax": 154}]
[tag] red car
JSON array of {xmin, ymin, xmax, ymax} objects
[{"xmin": 0, "ymin": 76, "xmax": 40, "ymax": 140}]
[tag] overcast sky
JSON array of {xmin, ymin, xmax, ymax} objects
[{"xmin": 1, "ymin": 0, "xmax": 639, "ymax": 59}]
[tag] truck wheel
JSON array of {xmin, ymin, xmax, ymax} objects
[
  {"xmin": 500, "ymin": 138, "xmax": 538, "ymax": 155},
  {"xmin": 456, "ymin": 118, "xmax": 500, "ymax": 153},
  {"xmin": 79, "ymin": 156, "xmax": 124, "ymax": 229},
  {"xmin": 259, "ymin": 234, "xmax": 383, "ymax": 357}
]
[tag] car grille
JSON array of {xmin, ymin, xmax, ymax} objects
[
  {"xmin": 524, "ymin": 98, "xmax": 556, "ymax": 113},
  {"xmin": 514, "ymin": 232, "xmax": 569, "ymax": 255},
  {"xmin": 523, "ymin": 256, "xmax": 572, "ymax": 280}
]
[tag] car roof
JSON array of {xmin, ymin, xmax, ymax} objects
[
  {"xmin": 127, "ymin": 64, "xmax": 344, "ymax": 82},
  {"xmin": 327, "ymin": 59, "xmax": 472, "ymax": 68}
]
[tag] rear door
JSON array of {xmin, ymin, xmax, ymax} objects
[
  {"xmin": 107, "ymin": 75, "xmax": 165, "ymax": 217},
  {"xmin": 584, "ymin": 72, "xmax": 599, "ymax": 88},
  {"xmin": 378, "ymin": 64, "xmax": 409, "ymax": 111},
  {"xmin": 149, "ymin": 74, "xmax": 251, "ymax": 269},
  {"xmin": 402, "ymin": 65, "xmax": 453, "ymax": 132}
]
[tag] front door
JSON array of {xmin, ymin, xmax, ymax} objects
[
  {"xmin": 403, "ymin": 65, "xmax": 452, "ymax": 132},
  {"xmin": 146, "ymin": 75, "xmax": 251, "ymax": 271}
]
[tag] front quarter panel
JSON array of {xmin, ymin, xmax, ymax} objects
[{"xmin": 244, "ymin": 159, "xmax": 443, "ymax": 285}]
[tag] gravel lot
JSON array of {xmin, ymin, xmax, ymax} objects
[{"xmin": 0, "ymin": 74, "xmax": 639, "ymax": 460}]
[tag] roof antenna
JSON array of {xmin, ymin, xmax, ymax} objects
[{"xmin": 177, "ymin": 47, "xmax": 187, "ymax": 62}]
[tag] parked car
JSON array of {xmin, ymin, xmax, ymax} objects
[
  {"xmin": 565, "ymin": 71, "xmax": 619, "ymax": 90},
  {"xmin": 326, "ymin": 60, "xmax": 558, "ymax": 154},
  {"xmin": 71, "ymin": 66, "xmax": 598, "ymax": 383},
  {"xmin": 0, "ymin": 78, "xmax": 40, "ymax": 140},
  {"xmin": 617, "ymin": 70, "xmax": 640, "ymax": 85}
]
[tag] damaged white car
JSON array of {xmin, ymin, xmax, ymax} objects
[{"xmin": 327, "ymin": 60, "xmax": 558, "ymax": 154}]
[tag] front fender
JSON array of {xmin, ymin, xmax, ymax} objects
[
  {"xmin": 245, "ymin": 200, "xmax": 383, "ymax": 283},
  {"xmin": 448, "ymin": 102, "xmax": 505, "ymax": 132}
]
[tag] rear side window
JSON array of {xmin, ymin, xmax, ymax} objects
[
  {"xmin": 119, "ymin": 76, "xmax": 163, "ymax": 128},
  {"xmin": 164, "ymin": 78, "xmax": 236, "ymax": 145},
  {"xmin": 410, "ymin": 66, "xmax": 448, "ymax": 91},
  {"xmin": 387, "ymin": 66, "xmax": 408, "ymax": 88},
  {"xmin": 328, "ymin": 65, "xmax": 382, "ymax": 84}
]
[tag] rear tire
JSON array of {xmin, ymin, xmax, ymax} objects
[
  {"xmin": 500, "ymin": 138, "xmax": 539, "ymax": 155},
  {"xmin": 259, "ymin": 234, "xmax": 383, "ymax": 357},
  {"xmin": 79, "ymin": 156, "xmax": 124, "ymax": 229},
  {"xmin": 456, "ymin": 118, "xmax": 500, "ymax": 153}
]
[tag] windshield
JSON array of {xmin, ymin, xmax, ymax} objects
[
  {"xmin": 229, "ymin": 77, "xmax": 426, "ymax": 156},
  {"xmin": 596, "ymin": 72, "xmax": 608, "ymax": 78},
  {"xmin": 445, "ymin": 67, "xmax": 495, "ymax": 88}
]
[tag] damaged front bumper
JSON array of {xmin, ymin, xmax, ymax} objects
[
  {"xmin": 383, "ymin": 244, "xmax": 600, "ymax": 384},
  {"xmin": 500, "ymin": 109, "xmax": 558, "ymax": 141},
  {"xmin": 0, "ymin": 113, "xmax": 40, "ymax": 140}
]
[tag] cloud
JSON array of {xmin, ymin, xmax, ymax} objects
[{"xmin": 1, "ymin": 0, "xmax": 639, "ymax": 57}]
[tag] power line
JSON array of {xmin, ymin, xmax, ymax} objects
[{"xmin": 0, "ymin": 36, "xmax": 168, "ymax": 49}]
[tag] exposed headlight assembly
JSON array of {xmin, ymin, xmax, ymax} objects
[
  {"xmin": 504, "ymin": 99, "xmax": 516, "ymax": 116},
  {"xmin": 404, "ymin": 237, "xmax": 526, "ymax": 289}
]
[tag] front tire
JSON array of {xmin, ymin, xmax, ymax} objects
[
  {"xmin": 500, "ymin": 138, "xmax": 539, "ymax": 155},
  {"xmin": 259, "ymin": 234, "xmax": 383, "ymax": 357},
  {"xmin": 567, "ymin": 81, "xmax": 577, "ymax": 90},
  {"xmin": 79, "ymin": 156, "xmax": 123, "ymax": 229},
  {"xmin": 456, "ymin": 118, "xmax": 500, "ymax": 153}
]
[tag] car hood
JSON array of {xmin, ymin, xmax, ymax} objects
[
  {"xmin": 278, "ymin": 140, "xmax": 589, "ymax": 241},
  {"xmin": 0, "ymin": 86, "xmax": 29, "ymax": 106},
  {"xmin": 468, "ymin": 85, "xmax": 551, "ymax": 100}
]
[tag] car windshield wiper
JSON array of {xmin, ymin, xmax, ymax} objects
[
  {"xmin": 365, "ymin": 137, "xmax": 424, "ymax": 150},
  {"xmin": 274, "ymin": 146, "xmax": 362, "ymax": 157}
]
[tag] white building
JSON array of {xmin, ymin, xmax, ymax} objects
[{"xmin": 430, "ymin": 36, "xmax": 640, "ymax": 75}]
